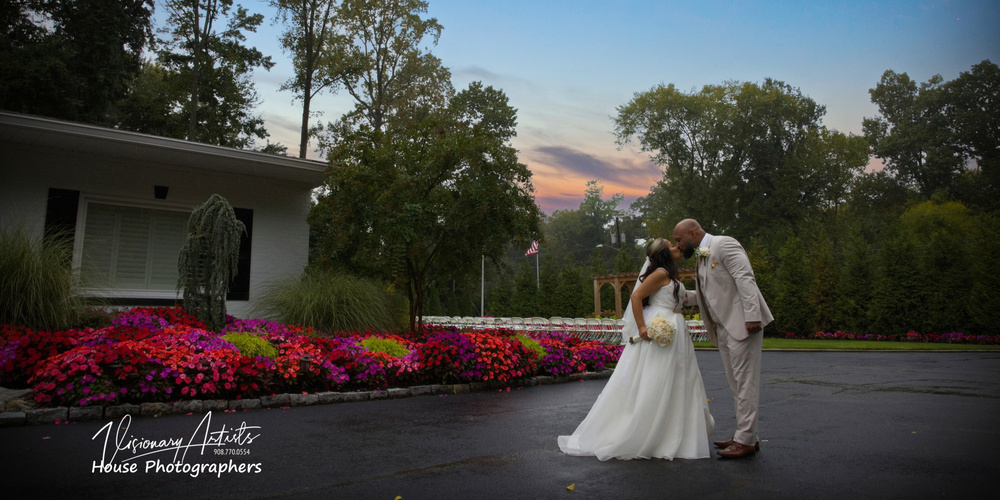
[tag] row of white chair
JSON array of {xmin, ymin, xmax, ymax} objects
[
  {"xmin": 422, "ymin": 316, "xmax": 710, "ymax": 344},
  {"xmin": 422, "ymin": 316, "xmax": 623, "ymax": 342}
]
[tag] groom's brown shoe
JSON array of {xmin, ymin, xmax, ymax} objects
[
  {"xmin": 714, "ymin": 439, "xmax": 760, "ymax": 450},
  {"xmin": 717, "ymin": 441, "xmax": 758, "ymax": 459},
  {"xmin": 713, "ymin": 438, "xmax": 734, "ymax": 448}
]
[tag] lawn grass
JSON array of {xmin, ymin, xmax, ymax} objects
[{"xmin": 692, "ymin": 338, "xmax": 1000, "ymax": 351}]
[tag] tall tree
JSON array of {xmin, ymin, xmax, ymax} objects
[
  {"xmin": 945, "ymin": 60, "xmax": 1000, "ymax": 209},
  {"xmin": 312, "ymin": 82, "xmax": 542, "ymax": 330},
  {"xmin": 159, "ymin": 0, "xmax": 275, "ymax": 147},
  {"xmin": 322, "ymin": 0, "xmax": 447, "ymax": 141},
  {"xmin": 116, "ymin": 60, "xmax": 189, "ymax": 138},
  {"xmin": 543, "ymin": 179, "xmax": 624, "ymax": 265},
  {"xmin": 946, "ymin": 61, "xmax": 1000, "ymax": 174},
  {"xmin": 0, "ymin": 0, "xmax": 153, "ymax": 124},
  {"xmin": 863, "ymin": 70, "xmax": 964, "ymax": 199},
  {"xmin": 581, "ymin": 179, "xmax": 624, "ymax": 244},
  {"xmin": 614, "ymin": 79, "xmax": 860, "ymax": 250},
  {"xmin": 272, "ymin": 0, "xmax": 344, "ymax": 158},
  {"xmin": 863, "ymin": 60, "xmax": 1000, "ymax": 207}
]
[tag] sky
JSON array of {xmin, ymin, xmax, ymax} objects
[{"xmin": 228, "ymin": 0, "xmax": 1000, "ymax": 213}]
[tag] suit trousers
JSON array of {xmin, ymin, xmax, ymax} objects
[{"xmin": 714, "ymin": 320, "xmax": 763, "ymax": 446}]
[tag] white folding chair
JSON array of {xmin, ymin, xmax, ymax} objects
[
  {"xmin": 687, "ymin": 320, "xmax": 709, "ymax": 342},
  {"xmin": 511, "ymin": 317, "xmax": 525, "ymax": 332},
  {"xmin": 584, "ymin": 318, "xmax": 603, "ymax": 340},
  {"xmin": 530, "ymin": 317, "xmax": 549, "ymax": 332},
  {"xmin": 549, "ymin": 317, "xmax": 566, "ymax": 332},
  {"xmin": 614, "ymin": 318, "xmax": 626, "ymax": 344},
  {"xmin": 599, "ymin": 318, "xmax": 618, "ymax": 343}
]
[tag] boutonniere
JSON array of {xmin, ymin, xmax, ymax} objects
[{"xmin": 694, "ymin": 247, "xmax": 710, "ymax": 259}]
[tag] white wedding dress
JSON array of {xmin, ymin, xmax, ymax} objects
[{"xmin": 558, "ymin": 278, "xmax": 714, "ymax": 460}]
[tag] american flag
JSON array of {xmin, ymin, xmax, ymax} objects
[{"xmin": 524, "ymin": 240, "xmax": 539, "ymax": 256}]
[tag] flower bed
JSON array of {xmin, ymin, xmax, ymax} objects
[
  {"xmin": 784, "ymin": 330, "xmax": 1000, "ymax": 344},
  {"xmin": 0, "ymin": 307, "xmax": 624, "ymax": 408}
]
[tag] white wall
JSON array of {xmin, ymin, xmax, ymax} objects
[{"xmin": 0, "ymin": 143, "xmax": 314, "ymax": 319}]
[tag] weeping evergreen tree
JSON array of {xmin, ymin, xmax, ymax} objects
[{"xmin": 177, "ymin": 194, "xmax": 245, "ymax": 332}]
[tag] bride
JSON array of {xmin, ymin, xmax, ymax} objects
[{"xmin": 558, "ymin": 238, "xmax": 714, "ymax": 460}]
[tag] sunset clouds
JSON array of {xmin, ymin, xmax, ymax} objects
[
  {"xmin": 524, "ymin": 146, "xmax": 661, "ymax": 213},
  {"xmin": 245, "ymin": 1, "xmax": 998, "ymax": 216}
]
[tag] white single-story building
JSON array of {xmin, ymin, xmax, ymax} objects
[{"xmin": 0, "ymin": 111, "xmax": 327, "ymax": 318}]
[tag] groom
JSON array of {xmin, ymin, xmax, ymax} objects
[{"xmin": 674, "ymin": 219, "xmax": 773, "ymax": 459}]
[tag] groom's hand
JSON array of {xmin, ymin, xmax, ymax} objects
[{"xmin": 746, "ymin": 322, "xmax": 762, "ymax": 335}]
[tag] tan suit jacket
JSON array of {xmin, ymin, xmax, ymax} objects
[{"xmin": 685, "ymin": 235, "xmax": 773, "ymax": 346}]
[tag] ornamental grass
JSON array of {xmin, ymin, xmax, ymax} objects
[
  {"xmin": 0, "ymin": 226, "xmax": 87, "ymax": 331},
  {"xmin": 253, "ymin": 268, "xmax": 407, "ymax": 333}
]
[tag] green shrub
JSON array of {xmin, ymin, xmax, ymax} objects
[
  {"xmin": 361, "ymin": 337, "xmax": 410, "ymax": 358},
  {"xmin": 0, "ymin": 226, "xmax": 86, "ymax": 330},
  {"xmin": 253, "ymin": 268, "xmax": 407, "ymax": 333},
  {"xmin": 516, "ymin": 334, "xmax": 546, "ymax": 361},
  {"xmin": 221, "ymin": 332, "xmax": 279, "ymax": 359}
]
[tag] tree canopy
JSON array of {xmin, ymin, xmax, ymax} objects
[
  {"xmin": 323, "ymin": 0, "xmax": 448, "ymax": 139},
  {"xmin": 0, "ymin": 0, "xmax": 153, "ymax": 125},
  {"xmin": 154, "ymin": 0, "xmax": 276, "ymax": 148},
  {"xmin": 864, "ymin": 59, "xmax": 999, "ymax": 210},
  {"xmin": 614, "ymin": 79, "xmax": 868, "ymax": 247},
  {"xmin": 311, "ymin": 81, "xmax": 541, "ymax": 330}
]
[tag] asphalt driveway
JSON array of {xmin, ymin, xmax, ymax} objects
[{"xmin": 2, "ymin": 351, "xmax": 998, "ymax": 499}]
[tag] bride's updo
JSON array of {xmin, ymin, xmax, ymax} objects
[{"xmin": 640, "ymin": 238, "xmax": 682, "ymax": 307}]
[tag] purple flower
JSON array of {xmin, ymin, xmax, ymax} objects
[{"xmin": 113, "ymin": 311, "xmax": 170, "ymax": 331}]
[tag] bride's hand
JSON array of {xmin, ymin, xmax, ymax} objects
[{"xmin": 638, "ymin": 325, "xmax": 650, "ymax": 341}]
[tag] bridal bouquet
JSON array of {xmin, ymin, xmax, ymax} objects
[{"xmin": 629, "ymin": 315, "xmax": 676, "ymax": 347}]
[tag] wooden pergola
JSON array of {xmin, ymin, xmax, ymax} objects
[{"xmin": 592, "ymin": 268, "xmax": 697, "ymax": 318}]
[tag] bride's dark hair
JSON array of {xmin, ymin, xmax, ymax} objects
[{"xmin": 639, "ymin": 238, "xmax": 681, "ymax": 308}]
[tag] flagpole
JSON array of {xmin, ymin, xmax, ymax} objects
[
  {"xmin": 535, "ymin": 252, "xmax": 539, "ymax": 290},
  {"xmin": 525, "ymin": 240, "xmax": 540, "ymax": 290},
  {"xmin": 481, "ymin": 255, "xmax": 485, "ymax": 317}
]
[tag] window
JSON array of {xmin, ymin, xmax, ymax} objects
[{"xmin": 79, "ymin": 203, "xmax": 189, "ymax": 291}]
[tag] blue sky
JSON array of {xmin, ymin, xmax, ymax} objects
[{"xmin": 238, "ymin": 0, "xmax": 1000, "ymax": 213}]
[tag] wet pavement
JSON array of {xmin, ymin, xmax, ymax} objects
[{"xmin": 2, "ymin": 351, "xmax": 998, "ymax": 499}]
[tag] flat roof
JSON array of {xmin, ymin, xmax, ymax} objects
[{"xmin": 0, "ymin": 111, "xmax": 327, "ymax": 186}]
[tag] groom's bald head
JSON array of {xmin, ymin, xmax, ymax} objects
[
  {"xmin": 673, "ymin": 219, "xmax": 705, "ymax": 259},
  {"xmin": 675, "ymin": 219, "xmax": 701, "ymax": 235}
]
